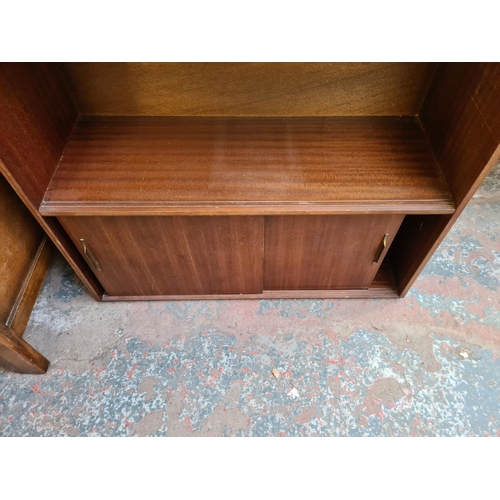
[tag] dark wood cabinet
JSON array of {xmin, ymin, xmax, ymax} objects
[
  {"xmin": 1, "ymin": 63, "xmax": 500, "ymax": 303},
  {"xmin": 59, "ymin": 214, "xmax": 404, "ymax": 297}
]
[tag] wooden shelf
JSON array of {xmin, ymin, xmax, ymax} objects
[{"xmin": 40, "ymin": 116, "xmax": 454, "ymax": 216}]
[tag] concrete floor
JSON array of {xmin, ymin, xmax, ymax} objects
[{"xmin": 1, "ymin": 164, "xmax": 499, "ymax": 437}]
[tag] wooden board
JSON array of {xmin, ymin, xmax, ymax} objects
[
  {"xmin": 391, "ymin": 63, "xmax": 500, "ymax": 295},
  {"xmin": 0, "ymin": 63, "xmax": 77, "ymax": 208},
  {"xmin": 102, "ymin": 259, "xmax": 400, "ymax": 300},
  {"xmin": 420, "ymin": 63, "xmax": 500, "ymax": 207},
  {"xmin": 263, "ymin": 215, "xmax": 404, "ymax": 290},
  {"xmin": 58, "ymin": 216, "xmax": 264, "ymax": 296},
  {"xmin": 58, "ymin": 62, "xmax": 438, "ymax": 117},
  {"xmin": 0, "ymin": 323, "xmax": 49, "ymax": 374},
  {"xmin": 0, "ymin": 174, "xmax": 44, "ymax": 324},
  {"xmin": 7, "ymin": 236, "xmax": 53, "ymax": 335},
  {"xmin": 41, "ymin": 116, "xmax": 454, "ymax": 216},
  {"xmin": 0, "ymin": 63, "xmax": 104, "ymax": 301}
]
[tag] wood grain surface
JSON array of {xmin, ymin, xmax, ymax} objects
[
  {"xmin": 101, "ymin": 259, "xmax": 399, "ymax": 300},
  {"xmin": 41, "ymin": 116, "xmax": 454, "ymax": 215},
  {"xmin": 0, "ymin": 174, "xmax": 44, "ymax": 324},
  {"xmin": 391, "ymin": 63, "xmax": 500, "ymax": 295},
  {"xmin": 58, "ymin": 216, "xmax": 264, "ymax": 296},
  {"xmin": 7, "ymin": 236, "xmax": 53, "ymax": 335},
  {"xmin": 58, "ymin": 62, "xmax": 438, "ymax": 117},
  {"xmin": 264, "ymin": 215, "xmax": 404, "ymax": 290},
  {"xmin": 0, "ymin": 63, "xmax": 77, "ymax": 207},
  {"xmin": 102, "ymin": 259, "xmax": 399, "ymax": 302},
  {"xmin": 420, "ymin": 63, "xmax": 500, "ymax": 207},
  {"xmin": 0, "ymin": 63, "xmax": 104, "ymax": 301},
  {"xmin": 0, "ymin": 323, "xmax": 49, "ymax": 374}
]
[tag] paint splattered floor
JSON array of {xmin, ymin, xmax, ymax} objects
[{"xmin": 1, "ymin": 164, "xmax": 499, "ymax": 437}]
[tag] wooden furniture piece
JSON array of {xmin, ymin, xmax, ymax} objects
[
  {"xmin": 1, "ymin": 63, "xmax": 499, "ymax": 307},
  {"xmin": 0, "ymin": 173, "xmax": 51, "ymax": 374}
]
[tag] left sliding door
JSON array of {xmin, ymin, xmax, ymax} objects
[{"xmin": 58, "ymin": 216, "xmax": 264, "ymax": 297}]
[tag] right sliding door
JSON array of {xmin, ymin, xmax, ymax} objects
[{"xmin": 264, "ymin": 215, "xmax": 404, "ymax": 290}]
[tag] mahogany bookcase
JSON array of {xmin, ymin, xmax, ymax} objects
[
  {"xmin": 3, "ymin": 63, "xmax": 499, "ymax": 373},
  {"xmin": 1, "ymin": 63, "xmax": 499, "ymax": 302}
]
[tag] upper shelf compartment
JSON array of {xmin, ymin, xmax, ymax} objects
[{"xmin": 40, "ymin": 116, "xmax": 454, "ymax": 216}]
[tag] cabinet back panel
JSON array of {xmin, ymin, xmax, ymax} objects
[{"xmin": 58, "ymin": 63, "xmax": 438, "ymax": 117}]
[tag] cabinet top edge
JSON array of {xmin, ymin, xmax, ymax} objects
[{"xmin": 39, "ymin": 200, "xmax": 456, "ymax": 217}]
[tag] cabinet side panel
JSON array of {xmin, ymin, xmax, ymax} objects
[
  {"xmin": 391, "ymin": 63, "xmax": 500, "ymax": 295},
  {"xmin": 0, "ymin": 174, "xmax": 44, "ymax": 324},
  {"xmin": 8, "ymin": 235, "xmax": 54, "ymax": 335},
  {"xmin": 420, "ymin": 63, "xmax": 500, "ymax": 207},
  {"xmin": 0, "ymin": 63, "xmax": 104, "ymax": 300},
  {"xmin": 0, "ymin": 63, "xmax": 77, "ymax": 207}
]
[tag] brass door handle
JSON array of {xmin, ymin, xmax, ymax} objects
[
  {"xmin": 80, "ymin": 239, "xmax": 102, "ymax": 272},
  {"xmin": 372, "ymin": 234, "xmax": 388, "ymax": 265}
]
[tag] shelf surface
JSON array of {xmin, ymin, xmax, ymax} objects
[{"xmin": 41, "ymin": 116, "xmax": 454, "ymax": 215}]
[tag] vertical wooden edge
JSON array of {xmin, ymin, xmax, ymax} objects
[
  {"xmin": 0, "ymin": 323, "xmax": 49, "ymax": 374},
  {"xmin": 0, "ymin": 159, "xmax": 104, "ymax": 301},
  {"xmin": 397, "ymin": 143, "xmax": 500, "ymax": 297},
  {"xmin": 7, "ymin": 235, "xmax": 54, "ymax": 335},
  {"xmin": 55, "ymin": 63, "xmax": 81, "ymax": 115},
  {"xmin": 415, "ymin": 63, "xmax": 442, "ymax": 116}
]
